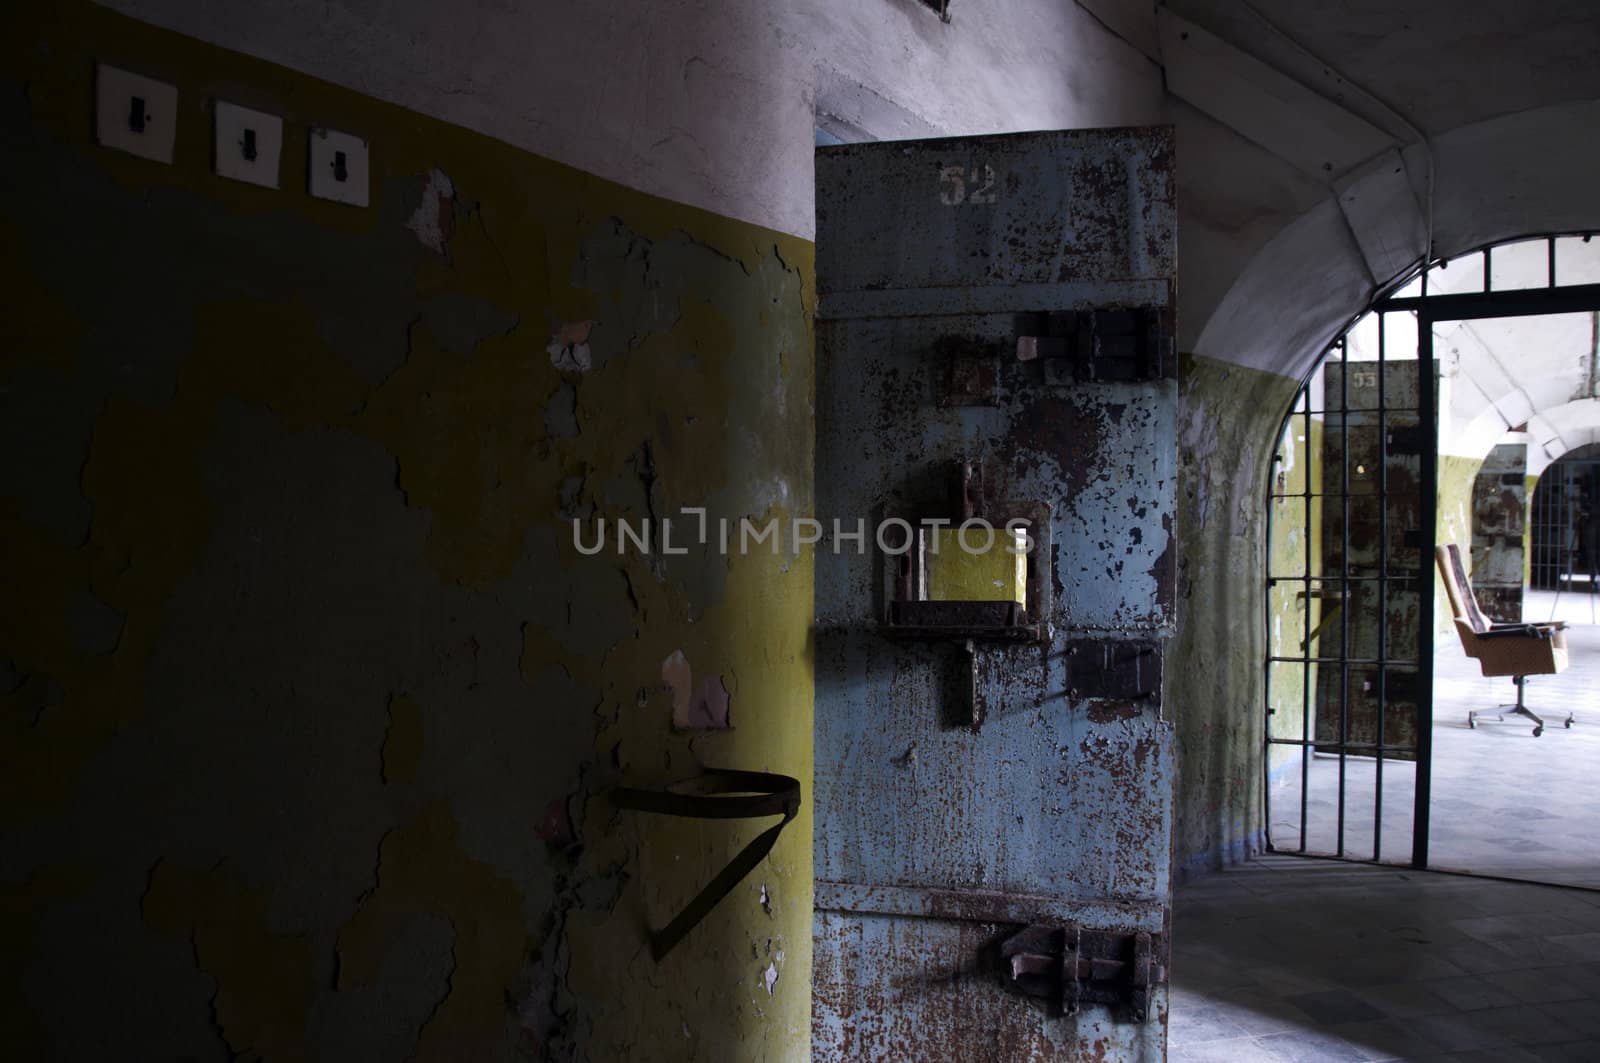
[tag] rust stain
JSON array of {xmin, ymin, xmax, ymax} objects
[{"xmin": 1087, "ymin": 701, "xmax": 1142, "ymax": 723}]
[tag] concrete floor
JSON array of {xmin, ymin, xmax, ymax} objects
[
  {"xmin": 1267, "ymin": 590, "xmax": 1600, "ymax": 889},
  {"xmin": 1170, "ymin": 854, "xmax": 1600, "ymax": 1062}
]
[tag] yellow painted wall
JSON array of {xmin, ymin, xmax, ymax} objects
[
  {"xmin": 1527, "ymin": 472, "xmax": 1539, "ymax": 589},
  {"xmin": 1437, "ymin": 454, "xmax": 1484, "ymax": 632},
  {"xmin": 0, "ymin": 2, "xmax": 813, "ymax": 1059}
]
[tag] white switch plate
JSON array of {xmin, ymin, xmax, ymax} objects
[
  {"xmin": 214, "ymin": 101, "xmax": 282, "ymax": 189},
  {"xmin": 95, "ymin": 64, "xmax": 178, "ymax": 164},
  {"xmin": 308, "ymin": 127, "xmax": 369, "ymax": 206}
]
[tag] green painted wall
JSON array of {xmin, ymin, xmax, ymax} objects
[
  {"xmin": 1171, "ymin": 352, "xmax": 1303, "ymax": 876},
  {"xmin": 0, "ymin": 3, "xmax": 813, "ymax": 1059}
]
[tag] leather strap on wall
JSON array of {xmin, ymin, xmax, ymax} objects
[{"xmin": 610, "ymin": 769, "xmax": 802, "ymax": 960}]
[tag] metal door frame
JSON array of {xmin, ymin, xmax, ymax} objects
[{"xmin": 1263, "ymin": 234, "xmax": 1600, "ymax": 872}]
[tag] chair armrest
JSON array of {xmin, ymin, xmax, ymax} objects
[{"xmin": 1479, "ymin": 624, "xmax": 1558, "ymax": 640}]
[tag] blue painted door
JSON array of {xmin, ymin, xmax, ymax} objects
[{"xmin": 813, "ymin": 128, "xmax": 1177, "ymax": 1060}]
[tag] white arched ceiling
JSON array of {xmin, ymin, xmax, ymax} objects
[
  {"xmin": 1193, "ymin": 100, "xmax": 1600, "ymax": 382},
  {"xmin": 1223, "ymin": 242, "xmax": 1600, "ymax": 469},
  {"xmin": 1438, "ymin": 309, "xmax": 1598, "ymax": 460},
  {"xmin": 1525, "ymin": 401, "xmax": 1600, "ymax": 478},
  {"xmin": 1336, "ymin": 238, "xmax": 1600, "ymax": 467},
  {"xmin": 1164, "ymin": 0, "xmax": 1600, "ymax": 371}
]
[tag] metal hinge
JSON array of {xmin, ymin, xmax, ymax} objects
[{"xmin": 1001, "ymin": 924, "xmax": 1167, "ymax": 1023}]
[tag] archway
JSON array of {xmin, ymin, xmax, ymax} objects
[{"xmin": 1261, "ymin": 235, "xmax": 1600, "ymax": 888}]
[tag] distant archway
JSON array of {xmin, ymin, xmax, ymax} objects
[{"xmin": 1530, "ymin": 442, "xmax": 1600, "ymax": 591}]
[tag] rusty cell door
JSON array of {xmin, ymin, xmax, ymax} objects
[
  {"xmin": 813, "ymin": 129, "xmax": 1177, "ymax": 1060},
  {"xmin": 1311, "ymin": 357, "xmax": 1433, "ymax": 761}
]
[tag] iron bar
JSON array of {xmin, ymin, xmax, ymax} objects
[
  {"xmin": 1412, "ymin": 310, "xmax": 1437, "ymax": 870},
  {"xmin": 1263, "ymin": 425, "xmax": 1279, "ymax": 853},
  {"xmin": 1377, "ymin": 281, "xmax": 1600, "ymax": 319},
  {"xmin": 1375, "ymin": 309, "xmax": 1389, "ymax": 863},
  {"xmin": 1267, "ymin": 575, "xmax": 1419, "ymax": 584},
  {"xmin": 1268, "ymin": 655, "xmax": 1423, "ymax": 665},
  {"xmin": 1267, "ymin": 738, "xmax": 1417, "ymax": 753},
  {"xmin": 1300, "ymin": 387, "xmax": 1313, "ymax": 851},
  {"xmin": 1338, "ymin": 337, "xmax": 1351, "ymax": 858}
]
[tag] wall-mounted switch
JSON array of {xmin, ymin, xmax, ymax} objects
[
  {"xmin": 214, "ymin": 101, "xmax": 282, "ymax": 189},
  {"xmin": 95, "ymin": 64, "xmax": 178, "ymax": 163},
  {"xmin": 308, "ymin": 128, "xmax": 369, "ymax": 206}
]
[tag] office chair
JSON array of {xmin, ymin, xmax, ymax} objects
[{"xmin": 1436, "ymin": 544, "xmax": 1572, "ymax": 736}]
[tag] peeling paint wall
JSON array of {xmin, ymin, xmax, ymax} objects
[
  {"xmin": 0, "ymin": 3, "xmax": 812, "ymax": 1059},
  {"xmin": 1170, "ymin": 354, "xmax": 1302, "ymax": 878},
  {"xmin": 72, "ymin": 0, "xmax": 1600, "ymax": 913}
]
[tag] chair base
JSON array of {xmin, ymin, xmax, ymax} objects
[{"xmin": 1468, "ymin": 675, "xmax": 1576, "ymax": 737}]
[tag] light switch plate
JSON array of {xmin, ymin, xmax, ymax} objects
[
  {"xmin": 95, "ymin": 64, "xmax": 178, "ymax": 164},
  {"xmin": 308, "ymin": 127, "xmax": 369, "ymax": 206},
  {"xmin": 214, "ymin": 101, "xmax": 282, "ymax": 188}
]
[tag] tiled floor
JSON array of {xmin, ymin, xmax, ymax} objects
[
  {"xmin": 1268, "ymin": 590, "xmax": 1600, "ymax": 888},
  {"xmin": 1170, "ymin": 855, "xmax": 1600, "ymax": 1061}
]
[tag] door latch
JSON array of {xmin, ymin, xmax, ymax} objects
[
  {"xmin": 1000, "ymin": 924, "xmax": 1166, "ymax": 1023},
  {"xmin": 1016, "ymin": 307, "xmax": 1173, "ymax": 383}
]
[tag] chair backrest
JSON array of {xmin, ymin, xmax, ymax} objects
[{"xmin": 1435, "ymin": 543, "xmax": 1489, "ymax": 634}]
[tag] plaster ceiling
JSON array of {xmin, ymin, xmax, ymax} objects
[{"xmin": 1180, "ymin": 0, "xmax": 1600, "ymax": 380}]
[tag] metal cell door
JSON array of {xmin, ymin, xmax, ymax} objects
[
  {"xmin": 1311, "ymin": 357, "xmax": 1431, "ymax": 761},
  {"xmin": 1470, "ymin": 443, "xmax": 1527, "ymax": 622},
  {"xmin": 813, "ymin": 129, "xmax": 1177, "ymax": 1061}
]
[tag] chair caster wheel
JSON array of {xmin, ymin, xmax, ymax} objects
[{"xmin": 1533, "ymin": 726, "xmax": 1543, "ymax": 737}]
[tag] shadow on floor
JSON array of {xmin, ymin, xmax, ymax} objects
[{"xmin": 1171, "ymin": 855, "xmax": 1600, "ymax": 1061}]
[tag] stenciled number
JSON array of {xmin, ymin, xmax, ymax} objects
[{"xmin": 939, "ymin": 163, "xmax": 999, "ymax": 206}]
